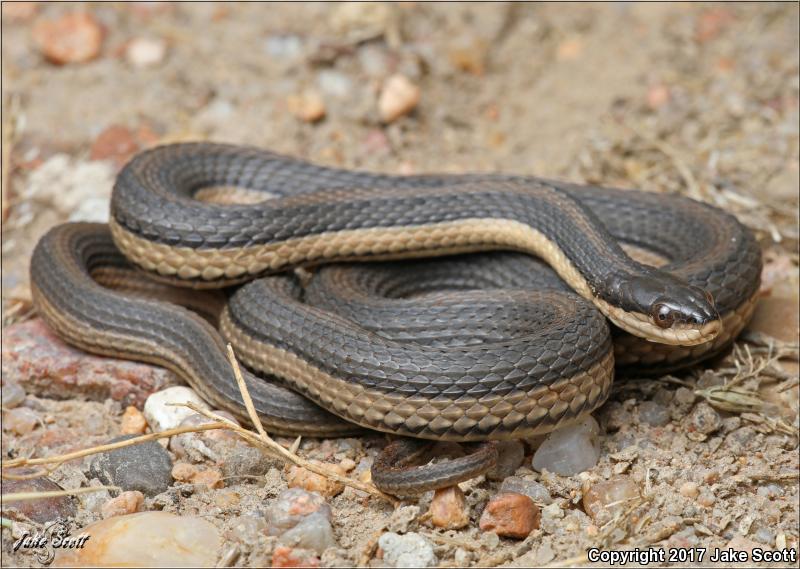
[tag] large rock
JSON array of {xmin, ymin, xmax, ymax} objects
[
  {"xmin": 2, "ymin": 319, "xmax": 176, "ymax": 407},
  {"xmin": 54, "ymin": 512, "xmax": 221, "ymax": 567}
]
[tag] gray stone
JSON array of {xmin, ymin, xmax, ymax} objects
[
  {"xmin": 499, "ymin": 476, "xmax": 552, "ymax": 504},
  {"xmin": 639, "ymin": 401, "xmax": 671, "ymax": 427},
  {"xmin": 487, "ymin": 440, "xmax": 525, "ymax": 481},
  {"xmin": 278, "ymin": 512, "xmax": 336, "ymax": 554},
  {"xmin": 687, "ymin": 402, "xmax": 721, "ymax": 435},
  {"xmin": 89, "ymin": 435, "xmax": 173, "ymax": 497},
  {"xmin": 1, "ymin": 381, "xmax": 26, "ymax": 408},
  {"xmin": 378, "ymin": 532, "xmax": 437, "ymax": 568},
  {"xmin": 265, "ymin": 488, "xmax": 332, "ymax": 536},
  {"xmin": 532, "ymin": 417, "xmax": 601, "ymax": 476}
]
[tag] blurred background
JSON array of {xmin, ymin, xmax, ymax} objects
[{"xmin": 2, "ymin": 3, "xmax": 798, "ymax": 297}]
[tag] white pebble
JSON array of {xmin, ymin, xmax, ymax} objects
[
  {"xmin": 1, "ymin": 382, "xmax": 26, "ymax": 408},
  {"xmin": 378, "ymin": 532, "xmax": 437, "ymax": 568},
  {"xmin": 317, "ymin": 70, "xmax": 352, "ymax": 98},
  {"xmin": 69, "ymin": 195, "xmax": 110, "ymax": 223},
  {"xmin": 378, "ymin": 74, "xmax": 419, "ymax": 123},
  {"xmin": 22, "ymin": 155, "xmax": 114, "ymax": 217},
  {"xmin": 125, "ymin": 37, "xmax": 167, "ymax": 68},
  {"xmin": 532, "ymin": 417, "xmax": 601, "ymax": 476},
  {"xmin": 144, "ymin": 386, "xmax": 210, "ymax": 432},
  {"xmin": 264, "ymin": 35, "xmax": 303, "ymax": 60}
]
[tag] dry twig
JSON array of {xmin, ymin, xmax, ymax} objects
[
  {"xmin": 1, "ymin": 485, "xmax": 120, "ymax": 503},
  {"xmin": 181, "ymin": 344, "xmax": 398, "ymax": 504},
  {"xmin": 1, "ymin": 422, "xmax": 228, "ymax": 472}
]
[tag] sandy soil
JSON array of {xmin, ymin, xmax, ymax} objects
[{"xmin": 2, "ymin": 3, "xmax": 798, "ymax": 567}]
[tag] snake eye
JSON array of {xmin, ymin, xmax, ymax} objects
[{"xmin": 652, "ymin": 303, "xmax": 675, "ymax": 329}]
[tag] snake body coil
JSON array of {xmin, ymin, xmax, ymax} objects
[{"xmin": 30, "ymin": 143, "xmax": 761, "ymax": 493}]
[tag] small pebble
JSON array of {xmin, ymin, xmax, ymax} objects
[
  {"xmin": 448, "ymin": 38, "xmax": 488, "ymax": 76},
  {"xmin": 724, "ymin": 534, "xmax": 761, "ymax": 555},
  {"xmin": 756, "ymin": 484, "xmax": 784, "ymax": 499},
  {"xmin": 540, "ymin": 502, "xmax": 564, "ymax": 533},
  {"xmin": 32, "ymin": 12, "xmax": 104, "ymax": 65},
  {"xmin": 646, "ymin": 84, "xmax": 671, "ymax": 110},
  {"xmin": 69, "ymin": 195, "xmax": 111, "ymax": 223},
  {"xmin": 125, "ymin": 37, "xmax": 167, "ymax": 67},
  {"xmin": 697, "ymin": 492, "xmax": 716, "ymax": 507},
  {"xmin": 753, "ymin": 526, "xmax": 775, "ymax": 545},
  {"xmin": 387, "ymin": 505, "xmax": 420, "ymax": 533},
  {"xmin": 265, "ymin": 488, "xmax": 332, "ymax": 536},
  {"xmin": 582, "ymin": 477, "xmax": 640, "ymax": 521},
  {"xmin": 214, "ymin": 489, "xmax": 240, "ymax": 509},
  {"xmin": 454, "ymin": 548, "xmax": 473, "ymax": 566},
  {"xmin": 329, "ymin": 1, "xmax": 393, "ymax": 43},
  {"xmin": 287, "ymin": 91, "xmax": 326, "ymax": 123},
  {"xmin": 54, "ymin": 512, "xmax": 220, "ymax": 567},
  {"xmin": 101, "ymin": 491, "xmax": 144, "ymax": 519},
  {"xmin": 3, "ymin": 406, "xmax": 40, "ymax": 434},
  {"xmin": 725, "ymin": 426, "xmax": 757, "ymax": 453},
  {"xmin": 428, "ymin": 486, "xmax": 469, "ymax": 529},
  {"xmin": 1, "ymin": 381, "xmax": 26, "ymax": 408},
  {"xmin": 378, "ymin": 532, "xmax": 437, "ymax": 568},
  {"xmin": 191, "ymin": 468, "xmax": 224, "ymax": 490},
  {"xmin": 285, "ymin": 461, "xmax": 346, "ymax": 498},
  {"xmin": 89, "ymin": 434, "xmax": 173, "ymax": 497},
  {"xmin": 486, "ymin": 440, "xmax": 525, "ymax": 481},
  {"xmin": 90, "ymin": 125, "xmax": 140, "ymax": 166},
  {"xmin": 638, "ymin": 401, "xmax": 670, "ymax": 426},
  {"xmin": 169, "ymin": 411, "xmax": 239, "ymax": 462},
  {"xmin": 2, "ymin": 475, "xmax": 77, "ymax": 523},
  {"xmin": 679, "ymin": 481, "xmax": 700, "ymax": 498},
  {"xmin": 358, "ymin": 44, "xmax": 392, "ymax": 77},
  {"xmin": 378, "ymin": 74, "xmax": 420, "ymax": 123},
  {"xmin": 171, "ymin": 461, "xmax": 199, "ymax": 482},
  {"xmin": 272, "ymin": 546, "xmax": 320, "ymax": 568},
  {"xmin": 227, "ymin": 513, "xmax": 265, "ymax": 543},
  {"xmin": 532, "ymin": 417, "xmax": 601, "ymax": 475},
  {"xmin": 120, "ymin": 405, "xmax": 147, "ymax": 435},
  {"xmin": 278, "ymin": 512, "xmax": 336, "ymax": 555},
  {"xmin": 687, "ymin": 402, "xmax": 721, "ymax": 435},
  {"xmin": 674, "ymin": 386, "xmax": 696, "ymax": 406},
  {"xmin": 265, "ymin": 35, "xmax": 303, "ymax": 60},
  {"xmin": 317, "ymin": 70, "xmax": 352, "ymax": 98},
  {"xmin": 500, "ymin": 476, "xmax": 553, "ymax": 505},
  {"xmin": 479, "ymin": 493, "xmax": 541, "ymax": 539},
  {"xmin": 143, "ymin": 386, "xmax": 210, "ymax": 433}
]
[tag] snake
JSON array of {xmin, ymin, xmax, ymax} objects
[{"xmin": 29, "ymin": 142, "xmax": 762, "ymax": 494}]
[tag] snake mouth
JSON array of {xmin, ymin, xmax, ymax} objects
[{"xmin": 595, "ymin": 297, "xmax": 723, "ymax": 345}]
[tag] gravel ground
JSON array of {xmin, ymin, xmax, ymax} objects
[{"xmin": 2, "ymin": 3, "xmax": 798, "ymax": 568}]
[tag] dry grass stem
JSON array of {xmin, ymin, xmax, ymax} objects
[
  {"xmin": 1, "ymin": 422, "xmax": 228, "ymax": 472},
  {"xmin": 1, "ymin": 485, "xmax": 120, "ymax": 503},
  {"xmin": 181, "ymin": 344, "xmax": 398, "ymax": 504}
]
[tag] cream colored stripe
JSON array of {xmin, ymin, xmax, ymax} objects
[
  {"xmin": 220, "ymin": 307, "xmax": 614, "ymax": 441},
  {"xmin": 111, "ymin": 216, "xmax": 716, "ymax": 344}
]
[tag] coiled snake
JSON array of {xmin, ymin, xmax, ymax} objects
[{"xmin": 30, "ymin": 143, "xmax": 762, "ymax": 493}]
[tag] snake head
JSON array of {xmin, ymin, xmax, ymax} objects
[{"xmin": 601, "ymin": 272, "xmax": 721, "ymax": 346}]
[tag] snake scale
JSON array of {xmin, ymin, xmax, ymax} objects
[{"xmin": 30, "ymin": 143, "xmax": 762, "ymax": 493}]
